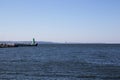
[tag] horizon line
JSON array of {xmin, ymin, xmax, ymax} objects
[{"xmin": 0, "ymin": 41, "xmax": 120, "ymax": 44}]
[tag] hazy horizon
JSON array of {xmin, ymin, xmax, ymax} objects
[
  {"xmin": 0, "ymin": 40, "xmax": 120, "ymax": 44},
  {"xmin": 0, "ymin": 0, "xmax": 120, "ymax": 43}
]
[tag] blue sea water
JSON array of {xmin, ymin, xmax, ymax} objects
[{"xmin": 0, "ymin": 44, "xmax": 120, "ymax": 80}]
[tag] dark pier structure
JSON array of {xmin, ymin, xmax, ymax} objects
[{"xmin": 0, "ymin": 38, "xmax": 38, "ymax": 48}]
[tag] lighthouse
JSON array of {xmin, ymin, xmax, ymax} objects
[{"xmin": 32, "ymin": 38, "xmax": 36, "ymax": 45}]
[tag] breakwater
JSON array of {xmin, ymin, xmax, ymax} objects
[
  {"xmin": 0, "ymin": 38, "xmax": 38, "ymax": 48},
  {"xmin": 0, "ymin": 43, "xmax": 17, "ymax": 48},
  {"xmin": 0, "ymin": 43, "xmax": 38, "ymax": 48}
]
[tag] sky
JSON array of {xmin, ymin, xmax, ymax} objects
[{"xmin": 0, "ymin": 0, "xmax": 120, "ymax": 43}]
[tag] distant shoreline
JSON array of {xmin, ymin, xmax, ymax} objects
[{"xmin": 0, "ymin": 41, "xmax": 120, "ymax": 45}]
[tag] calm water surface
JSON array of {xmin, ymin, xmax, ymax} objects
[{"xmin": 0, "ymin": 44, "xmax": 120, "ymax": 80}]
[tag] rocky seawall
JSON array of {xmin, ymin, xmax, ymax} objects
[
  {"xmin": 0, "ymin": 44, "xmax": 17, "ymax": 48},
  {"xmin": 0, "ymin": 43, "xmax": 38, "ymax": 48}
]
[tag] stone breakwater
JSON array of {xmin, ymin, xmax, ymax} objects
[
  {"xmin": 0, "ymin": 43, "xmax": 17, "ymax": 48},
  {"xmin": 0, "ymin": 43, "xmax": 38, "ymax": 48}
]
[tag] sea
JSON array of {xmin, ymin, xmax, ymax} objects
[{"xmin": 0, "ymin": 44, "xmax": 120, "ymax": 80}]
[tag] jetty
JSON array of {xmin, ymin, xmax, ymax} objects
[{"xmin": 0, "ymin": 38, "xmax": 38, "ymax": 48}]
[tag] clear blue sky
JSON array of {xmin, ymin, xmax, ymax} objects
[{"xmin": 0, "ymin": 0, "xmax": 120, "ymax": 43}]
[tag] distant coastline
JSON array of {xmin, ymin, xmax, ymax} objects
[{"xmin": 0, "ymin": 41, "xmax": 120, "ymax": 45}]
